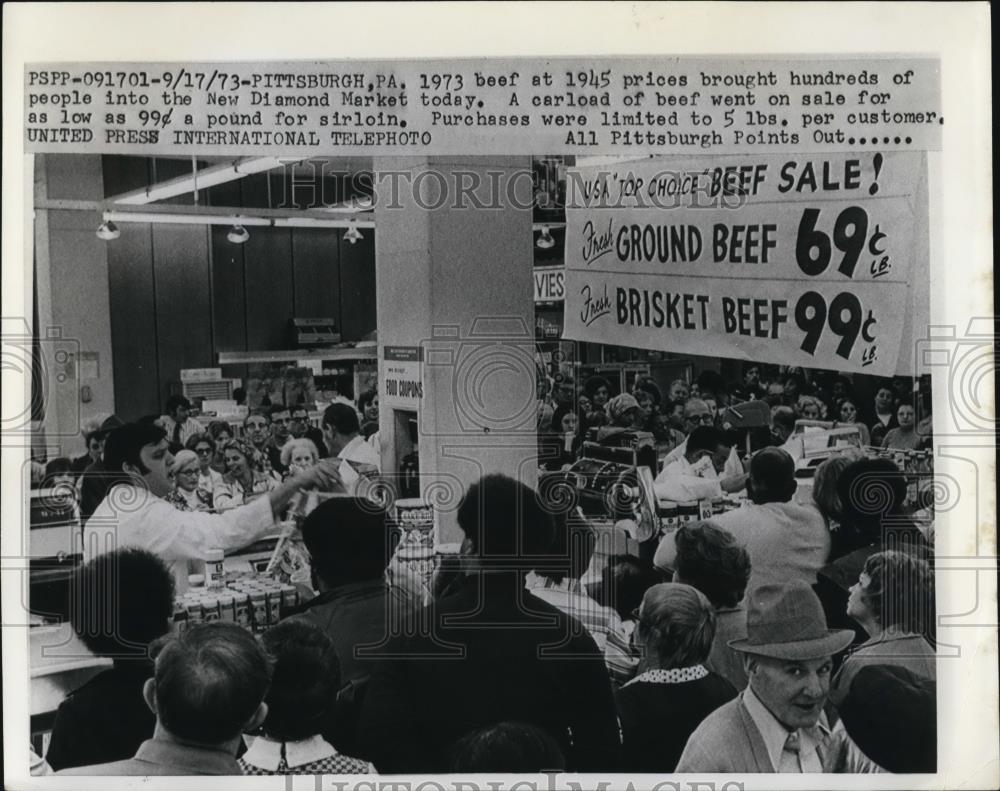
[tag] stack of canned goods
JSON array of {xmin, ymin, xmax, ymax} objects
[{"xmin": 173, "ymin": 574, "xmax": 299, "ymax": 634}]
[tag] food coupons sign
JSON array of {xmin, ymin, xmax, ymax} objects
[{"xmin": 562, "ymin": 153, "xmax": 928, "ymax": 375}]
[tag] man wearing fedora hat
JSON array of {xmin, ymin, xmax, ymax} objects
[{"xmin": 676, "ymin": 580, "xmax": 877, "ymax": 773}]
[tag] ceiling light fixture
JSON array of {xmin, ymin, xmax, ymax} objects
[
  {"xmin": 226, "ymin": 224, "xmax": 250, "ymax": 244},
  {"xmin": 111, "ymin": 157, "xmax": 304, "ymax": 205},
  {"xmin": 536, "ymin": 225, "xmax": 555, "ymax": 249},
  {"xmin": 96, "ymin": 220, "xmax": 120, "ymax": 240},
  {"xmin": 343, "ymin": 222, "xmax": 363, "ymax": 245}
]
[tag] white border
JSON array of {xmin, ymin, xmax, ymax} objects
[{"xmin": 3, "ymin": 3, "xmax": 995, "ymax": 790}]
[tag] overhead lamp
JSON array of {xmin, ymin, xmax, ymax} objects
[
  {"xmin": 536, "ymin": 225, "xmax": 555, "ymax": 250},
  {"xmin": 343, "ymin": 222, "xmax": 363, "ymax": 245},
  {"xmin": 226, "ymin": 224, "xmax": 250, "ymax": 244},
  {"xmin": 96, "ymin": 220, "xmax": 120, "ymax": 240}
]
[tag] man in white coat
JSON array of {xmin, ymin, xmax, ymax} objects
[{"xmin": 85, "ymin": 422, "xmax": 342, "ymax": 592}]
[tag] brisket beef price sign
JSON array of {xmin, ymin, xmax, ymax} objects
[{"xmin": 562, "ymin": 152, "xmax": 928, "ymax": 376}]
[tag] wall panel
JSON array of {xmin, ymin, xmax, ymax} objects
[{"xmin": 106, "ymin": 223, "xmax": 160, "ymax": 417}]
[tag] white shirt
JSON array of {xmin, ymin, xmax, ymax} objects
[
  {"xmin": 742, "ymin": 686, "xmax": 825, "ymax": 772},
  {"xmin": 198, "ymin": 467, "xmax": 224, "ymax": 493},
  {"xmin": 662, "ymin": 439, "xmax": 743, "ymax": 479},
  {"xmin": 653, "ymin": 456, "xmax": 724, "ymax": 502},
  {"xmin": 711, "ymin": 501, "xmax": 830, "ymax": 593},
  {"xmin": 338, "ymin": 435, "xmax": 381, "ymax": 472},
  {"xmin": 85, "ymin": 483, "xmax": 276, "ymax": 592},
  {"xmin": 160, "ymin": 415, "xmax": 202, "ymax": 446}
]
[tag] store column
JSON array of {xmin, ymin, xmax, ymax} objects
[{"xmin": 374, "ymin": 156, "xmax": 537, "ymax": 545}]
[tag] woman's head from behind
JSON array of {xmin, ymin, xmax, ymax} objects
[
  {"xmin": 258, "ymin": 620, "xmax": 341, "ymax": 742},
  {"xmin": 636, "ymin": 582, "xmax": 716, "ymax": 670}
]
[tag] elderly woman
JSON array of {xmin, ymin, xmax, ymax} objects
[
  {"xmin": 615, "ymin": 583, "xmax": 737, "ymax": 772},
  {"xmin": 831, "ymin": 550, "xmax": 935, "ymax": 704},
  {"xmin": 882, "ymin": 401, "xmax": 921, "ymax": 450},
  {"xmin": 213, "ymin": 438, "xmax": 279, "ymax": 511},
  {"xmin": 185, "ymin": 432, "xmax": 223, "ymax": 495},
  {"xmin": 164, "ymin": 449, "xmax": 212, "ymax": 511},
  {"xmin": 281, "ymin": 437, "xmax": 321, "ymax": 478}
]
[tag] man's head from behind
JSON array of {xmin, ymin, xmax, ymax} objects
[
  {"xmin": 71, "ymin": 548, "xmax": 175, "ymax": 660},
  {"xmin": 457, "ymin": 474, "xmax": 555, "ymax": 571},
  {"xmin": 746, "ymin": 447, "xmax": 796, "ymax": 504},
  {"xmin": 302, "ymin": 497, "xmax": 398, "ymax": 590},
  {"xmin": 145, "ymin": 623, "xmax": 270, "ymax": 747},
  {"xmin": 322, "ymin": 403, "xmax": 361, "ymax": 455}
]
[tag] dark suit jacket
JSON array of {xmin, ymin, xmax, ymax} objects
[
  {"xmin": 45, "ymin": 662, "xmax": 155, "ymax": 771},
  {"xmin": 358, "ymin": 571, "xmax": 621, "ymax": 773}
]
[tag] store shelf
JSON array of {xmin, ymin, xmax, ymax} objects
[{"xmin": 218, "ymin": 347, "xmax": 377, "ymax": 365}]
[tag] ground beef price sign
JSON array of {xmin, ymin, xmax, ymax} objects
[{"xmin": 562, "ymin": 152, "xmax": 927, "ymax": 376}]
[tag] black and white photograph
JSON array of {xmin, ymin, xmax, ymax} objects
[{"xmin": 2, "ymin": 3, "xmax": 995, "ymax": 790}]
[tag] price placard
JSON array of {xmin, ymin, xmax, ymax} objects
[{"xmin": 563, "ymin": 152, "xmax": 926, "ymax": 375}]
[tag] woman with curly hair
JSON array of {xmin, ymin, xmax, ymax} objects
[
  {"xmin": 213, "ymin": 438, "xmax": 279, "ymax": 511},
  {"xmin": 831, "ymin": 550, "xmax": 935, "ymax": 703}
]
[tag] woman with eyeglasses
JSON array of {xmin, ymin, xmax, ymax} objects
[
  {"xmin": 615, "ymin": 583, "xmax": 737, "ymax": 772},
  {"xmin": 185, "ymin": 433, "xmax": 223, "ymax": 497},
  {"xmin": 213, "ymin": 439, "xmax": 279, "ymax": 512},
  {"xmin": 836, "ymin": 400, "xmax": 871, "ymax": 445},
  {"xmin": 163, "ymin": 450, "xmax": 212, "ymax": 512}
]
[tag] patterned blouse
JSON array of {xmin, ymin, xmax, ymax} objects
[
  {"xmin": 213, "ymin": 472, "xmax": 278, "ymax": 512},
  {"xmin": 238, "ymin": 735, "xmax": 374, "ymax": 775}
]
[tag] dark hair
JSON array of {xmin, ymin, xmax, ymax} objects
[
  {"xmin": 164, "ymin": 394, "xmax": 190, "ymax": 416},
  {"xmin": 457, "ymin": 474, "xmax": 555, "ymax": 566},
  {"xmin": 206, "ymin": 420, "xmax": 233, "ymax": 440},
  {"xmin": 673, "ymin": 522, "xmax": 751, "ymax": 609},
  {"xmin": 837, "ymin": 457, "xmax": 907, "ymax": 531},
  {"xmin": 633, "ymin": 378, "xmax": 662, "ymax": 406},
  {"xmin": 150, "ymin": 623, "xmax": 270, "ymax": 744},
  {"xmin": 102, "ymin": 423, "xmax": 167, "ymax": 475},
  {"xmin": 44, "ymin": 456, "xmax": 74, "ymax": 477},
  {"xmin": 70, "ymin": 548, "xmax": 175, "ymax": 659},
  {"xmin": 447, "ymin": 722, "xmax": 566, "ymax": 772},
  {"xmin": 550, "ymin": 405, "xmax": 576, "ymax": 435},
  {"xmin": 135, "ymin": 414, "xmax": 164, "ymax": 427},
  {"xmin": 268, "ymin": 403, "xmax": 289, "ymax": 417},
  {"xmin": 357, "ymin": 389, "xmax": 377, "ymax": 414},
  {"xmin": 322, "ymin": 402, "xmax": 360, "ymax": 435},
  {"xmin": 666, "ymin": 398, "xmax": 685, "ymax": 415},
  {"xmin": 600, "ymin": 554, "xmax": 664, "ymax": 620},
  {"xmin": 259, "ymin": 620, "xmax": 340, "ymax": 741},
  {"xmin": 185, "ymin": 432, "xmax": 215, "ymax": 453},
  {"xmin": 696, "ymin": 369, "xmax": 727, "ymax": 400},
  {"xmin": 301, "ymin": 498, "xmax": 398, "ymax": 587},
  {"xmin": 583, "ymin": 375, "xmax": 612, "ymax": 398},
  {"xmin": 244, "ymin": 408, "xmax": 271, "ymax": 425},
  {"xmin": 532, "ymin": 511, "xmax": 596, "ymax": 583},
  {"xmin": 686, "ymin": 425, "xmax": 725, "ymax": 455},
  {"xmin": 747, "ymin": 447, "xmax": 796, "ymax": 504},
  {"xmin": 771, "ymin": 406, "xmax": 797, "ymax": 433}
]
